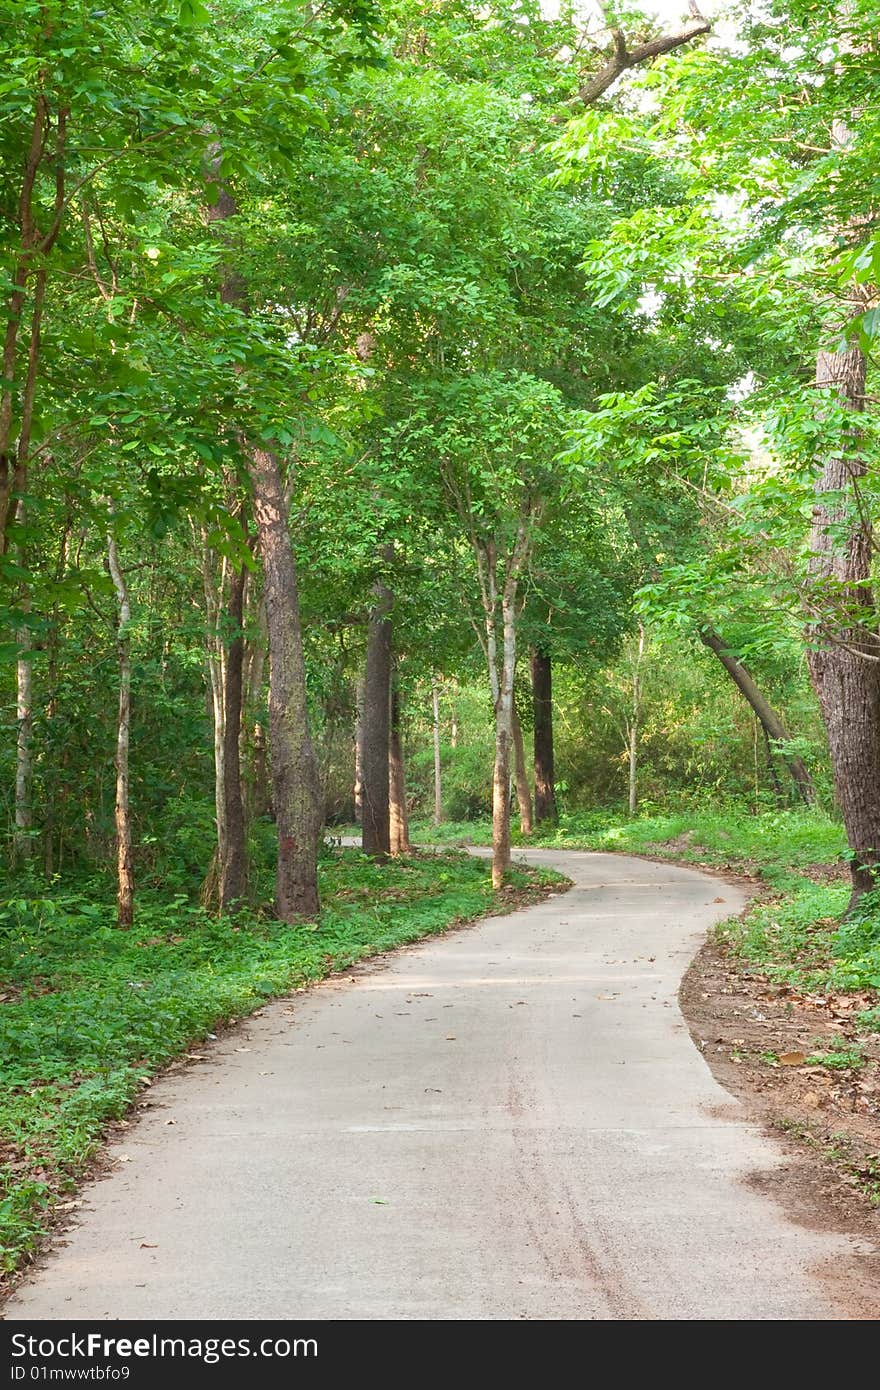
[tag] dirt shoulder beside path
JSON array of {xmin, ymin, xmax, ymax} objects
[{"xmin": 678, "ymin": 895, "xmax": 880, "ymax": 1251}]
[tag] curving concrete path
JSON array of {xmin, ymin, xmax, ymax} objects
[{"xmin": 6, "ymin": 849, "xmax": 870, "ymax": 1320}]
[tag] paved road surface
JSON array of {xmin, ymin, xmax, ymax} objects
[{"xmin": 7, "ymin": 850, "xmax": 869, "ymax": 1319}]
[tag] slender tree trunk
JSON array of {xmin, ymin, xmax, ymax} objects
[
  {"xmin": 107, "ymin": 525, "xmax": 134, "ymax": 928},
  {"xmin": 628, "ymin": 622, "xmax": 645, "ymax": 817},
  {"xmin": 243, "ymin": 588, "xmax": 270, "ymax": 821},
  {"xmin": 474, "ymin": 520, "xmax": 532, "ymax": 889},
  {"xmin": 220, "ymin": 562, "xmax": 247, "ymax": 911},
  {"xmin": 250, "ymin": 447, "xmax": 323, "ymax": 919},
  {"xmin": 699, "ymin": 628, "xmax": 815, "ymax": 806},
  {"xmin": 389, "ymin": 677, "xmax": 411, "ymax": 856},
  {"xmin": 431, "ymin": 677, "xmax": 443, "ymax": 825},
  {"xmin": 201, "ymin": 538, "xmax": 228, "ymax": 891},
  {"xmin": 450, "ymin": 684, "xmax": 459, "ymax": 749},
  {"xmin": 529, "ymin": 647, "xmax": 557, "ymax": 824},
  {"xmin": 361, "ymin": 579, "xmax": 392, "ymax": 858},
  {"xmin": 14, "ymin": 614, "xmax": 33, "ymax": 864},
  {"xmin": 353, "ymin": 675, "xmax": 365, "ymax": 825},
  {"xmin": 511, "ymin": 703, "xmax": 533, "ymax": 835},
  {"xmin": 491, "ymin": 588, "xmax": 517, "ymax": 888},
  {"xmin": 805, "ymin": 342, "xmax": 880, "ymax": 906}
]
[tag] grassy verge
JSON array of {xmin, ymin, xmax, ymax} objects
[
  {"xmin": 411, "ymin": 808, "xmax": 880, "ymax": 1006},
  {"xmin": 0, "ymin": 847, "xmax": 563, "ymax": 1280}
]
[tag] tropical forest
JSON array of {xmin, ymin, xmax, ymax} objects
[{"xmin": 1, "ymin": 0, "xmax": 879, "ymax": 1326}]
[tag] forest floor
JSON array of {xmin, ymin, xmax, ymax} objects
[
  {"xmin": 0, "ymin": 848, "xmax": 562, "ymax": 1287},
  {"xmin": 411, "ymin": 809, "xmax": 880, "ymax": 1224}
]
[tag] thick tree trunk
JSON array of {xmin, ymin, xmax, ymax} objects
[
  {"xmin": 361, "ymin": 579, "xmax": 392, "ymax": 858},
  {"xmin": 431, "ymin": 677, "xmax": 443, "ymax": 825},
  {"xmin": 249, "ymin": 447, "xmax": 323, "ymax": 920},
  {"xmin": 107, "ymin": 526, "xmax": 134, "ymax": 928},
  {"xmin": 220, "ymin": 562, "xmax": 247, "ymax": 911},
  {"xmin": 805, "ymin": 343, "xmax": 880, "ymax": 906},
  {"xmin": 353, "ymin": 675, "xmax": 364, "ymax": 825},
  {"xmin": 207, "ymin": 177, "xmax": 322, "ymax": 919},
  {"xmin": 511, "ymin": 703, "xmax": 533, "ymax": 835},
  {"xmin": 699, "ymin": 628, "xmax": 815, "ymax": 806},
  {"xmin": 389, "ymin": 678, "xmax": 411, "ymax": 856},
  {"xmin": 529, "ymin": 647, "xmax": 557, "ymax": 825}
]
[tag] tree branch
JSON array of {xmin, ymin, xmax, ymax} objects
[{"xmin": 576, "ymin": 5, "xmax": 710, "ymax": 105}]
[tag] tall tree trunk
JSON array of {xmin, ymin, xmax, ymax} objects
[
  {"xmin": 450, "ymin": 682, "xmax": 459, "ymax": 749},
  {"xmin": 200, "ymin": 535, "xmax": 227, "ymax": 898},
  {"xmin": 107, "ymin": 524, "xmax": 134, "ymax": 928},
  {"xmin": 511, "ymin": 703, "xmax": 533, "ymax": 835},
  {"xmin": 14, "ymin": 614, "xmax": 33, "ymax": 865},
  {"xmin": 529, "ymin": 647, "xmax": 557, "ymax": 825},
  {"xmin": 249, "ymin": 447, "xmax": 323, "ymax": 920},
  {"xmin": 474, "ymin": 519, "xmax": 532, "ymax": 889},
  {"xmin": 699, "ymin": 628, "xmax": 815, "ymax": 805},
  {"xmin": 13, "ymin": 505, "xmax": 33, "ymax": 864},
  {"xmin": 243, "ymin": 588, "xmax": 270, "ymax": 821},
  {"xmin": 491, "ymin": 585, "xmax": 517, "ymax": 888},
  {"xmin": 431, "ymin": 676, "xmax": 443, "ymax": 825},
  {"xmin": 220, "ymin": 561, "xmax": 247, "ymax": 911},
  {"xmin": 353, "ymin": 675, "xmax": 365, "ymax": 825},
  {"xmin": 207, "ymin": 178, "xmax": 322, "ymax": 920},
  {"xmin": 805, "ymin": 342, "xmax": 880, "ymax": 906},
  {"xmin": 389, "ymin": 677, "xmax": 410, "ymax": 856},
  {"xmin": 628, "ymin": 622, "xmax": 645, "ymax": 817},
  {"xmin": 361, "ymin": 579, "xmax": 392, "ymax": 858}
]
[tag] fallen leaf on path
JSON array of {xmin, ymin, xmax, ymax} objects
[
  {"xmin": 779, "ymin": 1051, "xmax": 807, "ymax": 1066},
  {"xmin": 445, "ymin": 1035, "xmax": 457, "ymax": 1041},
  {"xmin": 139, "ymin": 1243, "xmax": 158, "ymax": 1249},
  {"xmin": 713, "ymin": 897, "xmax": 726, "ymax": 904},
  {"xmin": 117, "ymin": 1155, "xmax": 132, "ymax": 1163}
]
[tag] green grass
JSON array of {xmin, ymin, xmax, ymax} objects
[
  {"xmin": 0, "ymin": 847, "xmax": 561, "ymax": 1278},
  {"xmin": 411, "ymin": 807, "xmax": 880, "ymax": 1001}
]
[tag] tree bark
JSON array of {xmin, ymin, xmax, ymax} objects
[
  {"xmin": 699, "ymin": 628, "xmax": 815, "ymax": 806},
  {"xmin": 361, "ymin": 579, "xmax": 393, "ymax": 858},
  {"xmin": 107, "ymin": 524, "xmax": 134, "ymax": 928},
  {"xmin": 389, "ymin": 677, "xmax": 411, "ymax": 856},
  {"xmin": 353, "ymin": 675, "xmax": 364, "ymax": 825},
  {"xmin": 575, "ymin": 7, "xmax": 710, "ymax": 106},
  {"xmin": 249, "ymin": 447, "xmax": 323, "ymax": 920},
  {"xmin": 474, "ymin": 519, "xmax": 532, "ymax": 889},
  {"xmin": 431, "ymin": 676, "xmax": 443, "ymax": 825},
  {"xmin": 200, "ymin": 533, "xmax": 227, "ymax": 900},
  {"xmin": 529, "ymin": 647, "xmax": 557, "ymax": 825},
  {"xmin": 511, "ymin": 703, "xmax": 533, "ymax": 835},
  {"xmin": 628, "ymin": 622, "xmax": 645, "ymax": 817},
  {"xmin": 207, "ymin": 177, "xmax": 322, "ymax": 920},
  {"xmin": 220, "ymin": 561, "xmax": 248, "ymax": 911},
  {"xmin": 805, "ymin": 343, "xmax": 880, "ymax": 905},
  {"xmin": 14, "ymin": 611, "xmax": 33, "ymax": 864},
  {"xmin": 491, "ymin": 580, "xmax": 516, "ymax": 887}
]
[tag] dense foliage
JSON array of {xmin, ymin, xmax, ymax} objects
[{"xmin": 2, "ymin": 0, "xmax": 880, "ymax": 1271}]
